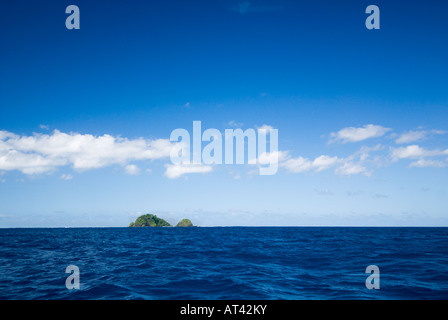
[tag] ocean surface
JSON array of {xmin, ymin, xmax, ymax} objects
[{"xmin": 0, "ymin": 227, "xmax": 447, "ymax": 300}]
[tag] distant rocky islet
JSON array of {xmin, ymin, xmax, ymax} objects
[{"xmin": 129, "ymin": 214, "xmax": 194, "ymax": 227}]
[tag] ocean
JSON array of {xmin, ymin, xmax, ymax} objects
[{"xmin": 0, "ymin": 227, "xmax": 447, "ymax": 300}]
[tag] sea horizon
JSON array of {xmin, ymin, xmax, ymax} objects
[{"xmin": 2, "ymin": 225, "xmax": 448, "ymax": 228}]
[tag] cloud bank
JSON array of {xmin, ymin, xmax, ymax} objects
[
  {"xmin": 0, "ymin": 130, "xmax": 174, "ymax": 175},
  {"xmin": 1, "ymin": 123, "xmax": 447, "ymax": 179}
]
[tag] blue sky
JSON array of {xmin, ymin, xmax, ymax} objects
[{"xmin": 0, "ymin": 0, "xmax": 447, "ymax": 227}]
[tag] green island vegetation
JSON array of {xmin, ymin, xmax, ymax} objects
[
  {"xmin": 129, "ymin": 214, "xmax": 194, "ymax": 227},
  {"xmin": 128, "ymin": 214, "xmax": 171, "ymax": 227},
  {"xmin": 176, "ymin": 219, "xmax": 194, "ymax": 227}
]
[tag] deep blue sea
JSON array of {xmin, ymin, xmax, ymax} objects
[{"xmin": 0, "ymin": 227, "xmax": 447, "ymax": 300}]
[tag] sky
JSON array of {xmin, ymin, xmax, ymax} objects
[{"xmin": 0, "ymin": 0, "xmax": 447, "ymax": 227}]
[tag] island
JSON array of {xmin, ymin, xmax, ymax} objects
[
  {"xmin": 128, "ymin": 214, "xmax": 172, "ymax": 227},
  {"xmin": 176, "ymin": 219, "xmax": 194, "ymax": 227},
  {"xmin": 128, "ymin": 214, "xmax": 194, "ymax": 227}
]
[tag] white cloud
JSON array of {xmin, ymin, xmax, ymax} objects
[
  {"xmin": 391, "ymin": 145, "xmax": 426, "ymax": 159},
  {"xmin": 330, "ymin": 124, "xmax": 391, "ymax": 143},
  {"xmin": 281, "ymin": 156, "xmax": 313, "ymax": 173},
  {"xmin": 345, "ymin": 144, "xmax": 384, "ymax": 162},
  {"xmin": 312, "ymin": 155, "xmax": 339, "ymax": 172},
  {"xmin": 124, "ymin": 164, "xmax": 140, "ymax": 175},
  {"xmin": 39, "ymin": 124, "xmax": 50, "ymax": 130},
  {"xmin": 0, "ymin": 131, "xmax": 15, "ymax": 140},
  {"xmin": 409, "ymin": 159, "xmax": 448, "ymax": 168},
  {"xmin": 281, "ymin": 154, "xmax": 339, "ymax": 173},
  {"xmin": 164, "ymin": 163, "xmax": 213, "ymax": 179},
  {"xmin": 335, "ymin": 162, "xmax": 368, "ymax": 176},
  {"xmin": 0, "ymin": 150, "xmax": 66, "ymax": 174},
  {"xmin": 391, "ymin": 145, "xmax": 448, "ymax": 160},
  {"xmin": 395, "ymin": 130, "xmax": 428, "ymax": 144},
  {"xmin": 256, "ymin": 150, "xmax": 288, "ymax": 165},
  {"xmin": 0, "ymin": 130, "xmax": 176, "ymax": 175},
  {"xmin": 396, "ymin": 129, "xmax": 446, "ymax": 144},
  {"xmin": 60, "ymin": 174, "xmax": 73, "ymax": 180}
]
